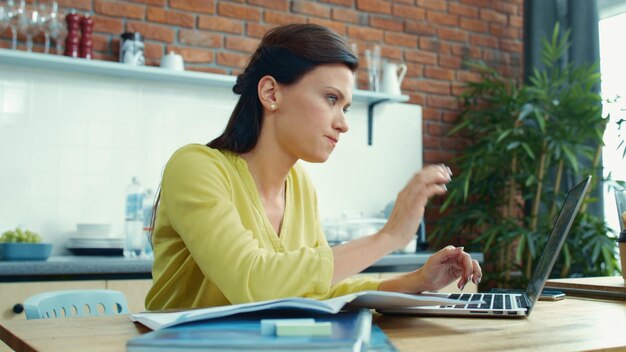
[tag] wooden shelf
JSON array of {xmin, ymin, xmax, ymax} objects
[{"xmin": 0, "ymin": 48, "xmax": 410, "ymax": 145}]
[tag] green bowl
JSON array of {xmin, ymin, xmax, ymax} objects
[{"xmin": 0, "ymin": 243, "xmax": 53, "ymax": 261}]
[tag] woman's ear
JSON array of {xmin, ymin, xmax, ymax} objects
[{"xmin": 258, "ymin": 75, "xmax": 279, "ymax": 112}]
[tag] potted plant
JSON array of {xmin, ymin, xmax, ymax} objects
[{"xmin": 431, "ymin": 24, "xmax": 620, "ymax": 288}]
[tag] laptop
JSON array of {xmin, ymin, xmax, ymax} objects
[{"xmin": 379, "ymin": 176, "xmax": 592, "ymax": 318}]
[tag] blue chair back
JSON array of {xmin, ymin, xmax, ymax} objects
[{"xmin": 24, "ymin": 289, "xmax": 129, "ymax": 319}]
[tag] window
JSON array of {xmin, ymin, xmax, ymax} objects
[{"xmin": 600, "ymin": 11, "xmax": 626, "ymax": 233}]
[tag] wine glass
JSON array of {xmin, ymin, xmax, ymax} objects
[
  {"xmin": 7, "ymin": 0, "xmax": 25, "ymax": 50},
  {"xmin": 45, "ymin": 0, "xmax": 64, "ymax": 54},
  {"xmin": 0, "ymin": 5, "xmax": 9, "ymax": 46},
  {"xmin": 21, "ymin": 4, "xmax": 40, "ymax": 52}
]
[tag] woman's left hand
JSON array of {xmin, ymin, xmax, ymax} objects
[{"xmin": 417, "ymin": 245, "xmax": 482, "ymax": 292}]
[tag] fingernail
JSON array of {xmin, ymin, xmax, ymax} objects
[
  {"xmin": 477, "ymin": 277, "xmax": 482, "ymax": 284},
  {"xmin": 442, "ymin": 184, "xmax": 447, "ymax": 191},
  {"xmin": 460, "ymin": 283, "xmax": 466, "ymax": 291}
]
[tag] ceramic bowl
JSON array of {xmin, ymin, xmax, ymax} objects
[{"xmin": 0, "ymin": 242, "xmax": 53, "ymax": 261}]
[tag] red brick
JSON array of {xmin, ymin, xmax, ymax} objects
[
  {"xmin": 394, "ymin": 0, "xmax": 414, "ymax": 4},
  {"xmin": 147, "ymin": 7, "xmax": 195, "ymax": 28},
  {"xmin": 356, "ymin": 0, "xmax": 391, "ymax": 14},
  {"xmin": 439, "ymin": 54, "xmax": 462, "ymax": 69},
  {"xmin": 167, "ymin": 45, "xmax": 213, "ymax": 63},
  {"xmin": 425, "ymin": 66, "xmax": 454, "ymax": 80},
  {"xmin": 369, "ymin": 16, "xmax": 403, "ymax": 31},
  {"xmin": 264, "ymin": 11, "xmax": 307, "ymax": 25},
  {"xmin": 427, "ymin": 122, "xmax": 445, "ymax": 136},
  {"xmin": 218, "ymin": 2, "xmax": 261, "ymax": 21},
  {"xmin": 347, "ymin": 26, "xmax": 383, "ymax": 41},
  {"xmin": 405, "ymin": 21, "xmax": 437, "ymax": 36},
  {"xmin": 92, "ymin": 15, "xmax": 123, "ymax": 34},
  {"xmin": 292, "ymin": 1, "xmax": 331, "ymax": 18},
  {"xmin": 217, "ymin": 51, "xmax": 249, "ymax": 68},
  {"xmin": 392, "ymin": 4, "xmax": 425, "ymax": 20},
  {"xmin": 179, "ymin": 29, "xmax": 222, "ymax": 47},
  {"xmin": 126, "ymin": 22, "xmax": 174, "ymax": 42},
  {"xmin": 381, "ymin": 46, "xmax": 402, "ymax": 60},
  {"xmin": 225, "ymin": 36, "xmax": 260, "ymax": 53},
  {"xmin": 417, "ymin": 0, "xmax": 447, "ymax": 11},
  {"xmin": 459, "ymin": 18, "xmax": 488, "ymax": 33},
  {"xmin": 442, "ymin": 111, "xmax": 461, "ymax": 123},
  {"xmin": 423, "ymin": 134, "xmax": 441, "ymax": 148},
  {"xmin": 319, "ymin": 0, "xmax": 353, "ymax": 6},
  {"xmin": 422, "ymin": 107, "xmax": 441, "ymax": 121},
  {"xmin": 130, "ymin": 0, "xmax": 165, "ymax": 6},
  {"xmin": 405, "ymin": 50, "xmax": 437, "ymax": 65},
  {"xmin": 457, "ymin": 70, "xmax": 482, "ymax": 83},
  {"xmin": 170, "ymin": 0, "xmax": 214, "ymax": 14},
  {"xmin": 405, "ymin": 62, "xmax": 424, "ymax": 77},
  {"xmin": 460, "ymin": 0, "xmax": 490, "ymax": 6},
  {"xmin": 480, "ymin": 9, "xmax": 508, "ymax": 24},
  {"xmin": 439, "ymin": 27, "xmax": 469, "ymax": 42},
  {"xmin": 197, "ymin": 16, "xmax": 244, "ymax": 34},
  {"xmin": 417, "ymin": 79, "xmax": 450, "ymax": 94},
  {"xmin": 449, "ymin": 2, "xmax": 478, "ymax": 18},
  {"xmin": 490, "ymin": 23, "xmax": 519, "ymax": 39},
  {"xmin": 145, "ymin": 42, "xmax": 165, "ymax": 60},
  {"xmin": 246, "ymin": 23, "xmax": 275, "ymax": 38},
  {"xmin": 91, "ymin": 33, "xmax": 110, "ymax": 51},
  {"xmin": 92, "ymin": 52, "xmax": 117, "ymax": 61},
  {"xmin": 500, "ymin": 39, "xmax": 522, "ymax": 53},
  {"xmin": 385, "ymin": 32, "xmax": 417, "ymax": 47},
  {"xmin": 307, "ymin": 18, "xmax": 347, "ymax": 35},
  {"xmin": 419, "ymin": 37, "xmax": 441, "ymax": 52},
  {"xmin": 332, "ymin": 8, "xmax": 362, "ymax": 24},
  {"xmin": 492, "ymin": 1, "xmax": 520, "ymax": 15},
  {"xmin": 426, "ymin": 11, "xmax": 458, "ymax": 26},
  {"xmin": 95, "ymin": 0, "xmax": 145, "ymax": 19},
  {"xmin": 424, "ymin": 149, "xmax": 456, "ymax": 164},
  {"xmin": 509, "ymin": 15, "xmax": 523, "ymax": 28},
  {"xmin": 470, "ymin": 34, "xmax": 498, "ymax": 49},
  {"xmin": 57, "ymin": 0, "xmax": 91, "ymax": 11},
  {"xmin": 408, "ymin": 92, "xmax": 425, "ymax": 105},
  {"xmin": 248, "ymin": 0, "xmax": 289, "ymax": 11},
  {"xmin": 427, "ymin": 95, "xmax": 458, "ymax": 109},
  {"xmin": 452, "ymin": 81, "xmax": 467, "ymax": 96}
]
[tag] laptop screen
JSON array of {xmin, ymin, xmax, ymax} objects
[{"xmin": 523, "ymin": 176, "xmax": 591, "ymax": 314}]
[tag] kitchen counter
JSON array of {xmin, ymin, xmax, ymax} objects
[{"xmin": 0, "ymin": 252, "xmax": 483, "ymax": 283}]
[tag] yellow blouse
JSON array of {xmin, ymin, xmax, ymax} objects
[{"xmin": 145, "ymin": 144, "xmax": 380, "ymax": 310}]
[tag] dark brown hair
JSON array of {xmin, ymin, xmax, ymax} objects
[{"xmin": 207, "ymin": 23, "xmax": 358, "ymax": 152}]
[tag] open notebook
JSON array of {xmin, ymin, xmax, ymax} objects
[{"xmin": 379, "ymin": 176, "xmax": 591, "ymax": 318}]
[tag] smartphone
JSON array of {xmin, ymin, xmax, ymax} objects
[{"xmin": 489, "ymin": 288, "xmax": 566, "ymax": 301}]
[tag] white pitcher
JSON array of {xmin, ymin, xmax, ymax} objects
[{"xmin": 381, "ymin": 61, "xmax": 407, "ymax": 95}]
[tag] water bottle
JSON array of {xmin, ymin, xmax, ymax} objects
[
  {"xmin": 142, "ymin": 188, "xmax": 155, "ymax": 258},
  {"xmin": 124, "ymin": 177, "xmax": 143, "ymax": 257}
]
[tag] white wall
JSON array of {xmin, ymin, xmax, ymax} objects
[{"xmin": 0, "ymin": 63, "xmax": 421, "ymax": 255}]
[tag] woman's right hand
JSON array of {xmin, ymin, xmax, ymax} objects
[{"xmin": 379, "ymin": 164, "xmax": 452, "ymax": 250}]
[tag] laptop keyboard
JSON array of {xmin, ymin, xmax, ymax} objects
[{"xmin": 444, "ymin": 293, "xmax": 528, "ymax": 311}]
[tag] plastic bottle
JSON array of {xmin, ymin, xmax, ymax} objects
[
  {"xmin": 142, "ymin": 188, "xmax": 155, "ymax": 258},
  {"xmin": 124, "ymin": 177, "xmax": 143, "ymax": 257}
]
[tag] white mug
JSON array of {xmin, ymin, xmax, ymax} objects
[
  {"xmin": 160, "ymin": 51, "xmax": 185, "ymax": 71},
  {"xmin": 381, "ymin": 61, "xmax": 407, "ymax": 95}
]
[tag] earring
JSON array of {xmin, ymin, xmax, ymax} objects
[{"xmin": 270, "ymin": 103, "xmax": 277, "ymax": 111}]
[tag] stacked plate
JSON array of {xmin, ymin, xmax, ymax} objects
[
  {"xmin": 67, "ymin": 237, "xmax": 124, "ymax": 256},
  {"xmin": 66, "ymin": 223, "xmax": 123, "ymax": 256}
]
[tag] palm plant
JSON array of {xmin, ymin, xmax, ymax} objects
[{"xmin": 431, "ymin": 24, "xmax": 620, "ymax": 288}]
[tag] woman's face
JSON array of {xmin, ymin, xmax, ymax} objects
[{"xmin": 273, "ymin": 63, "xmax": 353, "ymax": 163}]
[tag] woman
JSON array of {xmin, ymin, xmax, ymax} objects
[{"xmin": 145, "ymin": 23, "xmax": 481, "ymax": 310}]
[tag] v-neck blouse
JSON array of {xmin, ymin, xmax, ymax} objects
[{"xmin": 145, "ymin": 144, "xmax": 380, "ymax": 310}]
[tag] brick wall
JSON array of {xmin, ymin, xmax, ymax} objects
[{"xmin": 1, "ymin": 0, "xmax": 523, "ymax": 169}]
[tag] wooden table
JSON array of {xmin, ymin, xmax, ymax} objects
[{"xmin": 1, "ymin": 297, "xmax": 626, "ymax": 352}]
